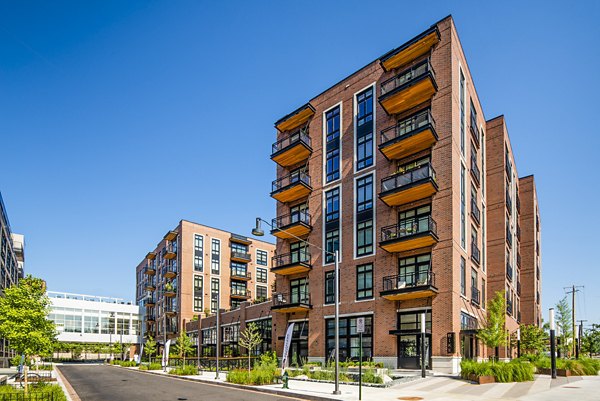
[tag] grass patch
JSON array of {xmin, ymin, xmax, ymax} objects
[
  {"xmin": 169, "ymin": 365, "xmax": 197, "ymax": 376},
  {"xmin": 460, "ymin": 359, "xmax": 534, "ymax": 382},
  {"xmin": 530, "ymin": 356, "xmax": 600, "ymax": 375},
  {"xmin": 110, "ymin": 360, "xmax": 138, "ymax": 367},
  {"xmin": 0, "ymin": 383, "xmax": 67, "ymax": 401}
]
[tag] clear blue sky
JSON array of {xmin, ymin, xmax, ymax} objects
[{"xmin": 1, "ymin": 1, "xmax": 599, "ymax": 324}]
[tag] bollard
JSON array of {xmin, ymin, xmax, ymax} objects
[{"xmin": 282, "ymin": 371, "xmax": 289, "ymax": 389}]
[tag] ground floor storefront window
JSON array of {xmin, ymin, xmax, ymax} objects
[
  {"xmin": 325, "ymin": 315, "xmax": 372, "ymax": 362},
  {"xmin": 393, "ymin": 310, "xmax": 431, "ymax": 369},
  {"xmin": 287, "ymin": 320, "xmax": 308, "ymax": 366}
]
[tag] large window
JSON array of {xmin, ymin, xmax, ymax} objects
[
  {"xmin": 211, "ymin": 278, "xmax": 219, "ymax": 314},
  {"xmin": 84, "ymin": 315, "xmax": 99, "ymax": 334},
  {"xmin": 356, "ymin": 220, "xmax": 373, "ymax": 256},
  {"xmin": 194, "ymin": 234, "xmax": 203, "ymax": 272},
  {"xmin": 356, "ymin": 264, "xmax": 373, "ymax": 300},
  {"xmin": 459, "ymin": 69, "xmax": 465, "ymax": 155},
  {"xmin": 325, "ymin": 271, "xmax": 335, "ymax": 305},
  {"xmin": 256, "ymin": 285, "xmax": 268, "ymax": 301},
  {"xmin": 194, "ymin": 275, "xmax": 203, "ymax": 312},
  {"xmin": 326, "ymin": 316, "xmax": 372, "ymax": 360},
  {"xmin": 256, "ymin": 267, "xmax": 268, "ymax": 283},
  {"xmin": 325, "ymin": 229, "xmax": 339, "ymax": 264},
  {"xmin": 356, "ymin": 87, "xmax": 374, "ymax": 170},
  {"xmin": 231, "ymin": 261, "xmax": 247, "ymax": 278},
  {"xmin": 397, "ymin": 310, "xmax": 432, "ymax": 331},
  {"xmin": 356, "ymin": 174, "xmax": 374, "ymax": 257},
  {"xmin": 398, "ymin": 254, "xmax": 431, "ymax": 286},
  {"xmin": 256, "ymin": 249, "xmax": 268, "ymax": 266},
  {"xmin": 460, "ymin": 257, "xmax": 466, "ymax": 296},
  {"xmin": 290, "ymin": 277, "xmax": 309, "ymax": 304},
  {"xmin": 211, "ymin": 239, "xmax": 220, "ymax": 274},
  {"xmin": 356, "ymin": 175, "xmax": 373, "ymax": 212},
  {"xmin": 325, "ymin": 106, "xmax": 341, "ymax": 182},
  {"xmin": 254, "ymin": 318, "xmax": 272, "ymax": 355},
  {"xmin": 325, "ymin": 187, "xmax": 340, "ymax": 264},
  {"xmin": 325, "ymin": 188, "xmax": 340, "ymax": 222},
  {"xmin": 461, "ymin": 164, "xmax": 466, "ymax": 248},
  {"xmin": 231, "ymin": 281, "xmax": 247, "ymax": 297}
]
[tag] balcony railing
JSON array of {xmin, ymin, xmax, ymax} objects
[
  {"xmin": 231, "ymin": 270, "xmax": 252, "ymax": 281},
  {"xmin": 471, "ymin": 156, "xmax": 481, "ymax": 186},
  {"xmin": 506, "ymin": 190, "xmax": 513, "ymax": 213},
  {"xmin": 506, "ymin": 226, "xmax": 513, "ymax": 247},
  {"xmin": 380, "ymin": 59, "xmax": 435, "ymax": 96},
  {"xmin": 471, "ymin": 242, "xmax": 481, "ymax": 265},
  {"xmin": 144, "ymin": 297, "xmax": 155, "ymax": 306},
  {"xmin": 165, "ymin": 304, "xmax": 177, "ymax": 314},
  {"xmin": 272, "ymin": 251, "xmax": 311, "ymax": 269},
  {"xmin": 144, "ymin": 265, "xmax": 156, "ymax": 275},
  {"xmin": 272, "ymin": 292, "xmax": 311, "ymax": 307},
  {"xmin": 380, "ymin": 215, "xmax": 438, "ymax": 243},
  {"xmin": 165, "ymin": 264, "xmax": 177, "ymax": 277},
  {"xmin": 517, "ymin": 281, "xmax": 521, "ymax": 296},
  {"xmin": 517, "ymin": 252, "xmax": 522, "ymax": 267},
  {"xmin": 145, "ymin": 279, "xmax": 156, "ymax": 290},
  {"xmin": 537, "ymin": 265, "xmax": 540, "ymax": 280},
  {"xmin": 271, "ymin": 128, "xmax": 311, "ymax": 155},
  {"xmin": 231, "ymin": 251, "xmax": 252, "ymax": 261},
  {"xmin": 516, "ymin": 224, "xmax": 521, "ymax": 241},
  {"xmin": 382, "ymin": 271, "xmax": 436, "ymax": 292},
  {"xmin": 272, "ymin": 210, "xmax": 310, "ymax": 230},
  {"xmin": 230, "ymin": 288, "xmax": 251, "ymax": 299},
  {"xmin": 471, "ymin": 287, "xmax": 481, "ymax": 306},
  {"xmin": 470, "ymin": 199, "xmax": 480, "ymax": 225},
  {"xmin": 379, "ymin": 109, "xmax": 436, "ymax": 149},
  {"xmin": 506, "ymin": 262, "xmax": 513, "ymax": 281},
  {"xmin": 381, "ymin": 163, "xmax": 437, "ymax": 195},
  {"xmin": 146, "ymin": 314, "xmax": 155, "ymax": 321},
  {"xmin": 507, "ymin": 299, "xmax": 513, "ymax": 316},
  {"xmin": 272, "ymin": 171, "xmax": 311, "ymax": 193},
  {"xmin": 470, "ymin": 117, "xmax": 480, "ymax": 148}
]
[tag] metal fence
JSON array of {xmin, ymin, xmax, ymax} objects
[{"xmin": 147, "ymin": 356, "xmax": 259, "ymax": 371}]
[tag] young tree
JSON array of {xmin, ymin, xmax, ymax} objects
[
  {"xmin": 581, "ymin": 324, "xmax": 600, "ymax": 357},
  {"xmin": 520, "ymin": 324, "xmax": 548, "ymax": 355},
  {"xmin": 112, "ymin": 341, "xmax": 122, "ymax": 360},
  {"xmin": 238, "ymin": 322, "xmax": 262, "ymax": 373},
  {"xmin": 555, "ymin": 297, "xmax": 572, "ymax": 357},
  {"xmin": 0, "ymin": 276, "xmax": 57, "ymax": 392},
  {"xmin": 173, "ymin": 331, "xmax": 194, "ymax": 366},
  {"xmin": 478, "ymin": 291, "xmax": 507, "ymax": 360},
  {"xmin": 145, "ymin": 335, "xmax": 157, "ymax": 362}
]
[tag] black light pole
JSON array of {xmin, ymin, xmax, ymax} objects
[
  {"xmin": 215, "ymin": 293, "xmax": 220, "ymax": 379},
  {"xmin": 575, "ymin": 324, "xmax": 580, "ymax": 359},
  {"xmin": 420, "ymin": 312, "xmax": 426, "ymax": 378},
  {"xmin": 516, "ymin": 328, "xmax": 521, "ymax": 358},
  {"xmin": 549, "ymin": 308, "xmax": 557, "ymax": 379}
]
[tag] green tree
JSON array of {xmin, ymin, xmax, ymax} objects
[
  {"xmin": 0, "ymin": 276, "xmax": 57, "ymax": 392},
  {"xmin": 173, "ymin": 331, "xmax": 194, "ymax": 366},
  {"xmin": 581, "ymin": 324, "xmax": 600, "ymax": 357},
  {"xmin": 238, "ymin": 322, "xmax": 262, "ymax": 373},
  {"xmin": 478, "ymin": 291, "xmax": 507, "ymax": 359},
  {"xmin": 520, "ymin": 324, "xmax": 548, "ymax": 355},
  {"xmin": 112, "ymin": 341, "xmax": 122, "ymax": 360},
  {"xmin": 555, "ymin": 297, "xmax": 572, "ymax": 357},
  {"xmin": 145, "ymin": 335, "xmax": 157, "ymax": 362}
]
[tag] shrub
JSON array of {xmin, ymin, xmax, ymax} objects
[
  {"xmin": 227, "ymin": 369, "xmax": 252, "ymax": 385},
  {"xmin": 532, "ymin": 356, "xmax": 600, "ymax": 375},
  {"xmin": 460, "ymin": 359, "xmax": 534, "ymax": 382},
  {"xmin": 361, "ymin": 368, "xmax": 383, "ymax": 384},
  {"xmin": 0, "ymin": 383, "xmax": 67, "ymax": 401},
  {"xmin": 169, "ymin": 365, "xmax": 197, "ymax": 376},
  {"xmin": 147, "ymin": 362, "xmax": 163, "ymax": 370}
]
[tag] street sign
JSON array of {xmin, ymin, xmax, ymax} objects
[{"xmin": 357, "ymin": 317, "xmax": 365, "ymax": 334}]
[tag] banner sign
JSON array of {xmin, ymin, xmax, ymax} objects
[
  {"xmin": 281, "ymin": 323, "xmax": 295, "ymax": 371},
  {"xmin": 162, "ymin": 339, "xmax": 171, "ymax": 368}
]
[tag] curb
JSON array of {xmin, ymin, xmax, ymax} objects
[
  {"xmin": 113, "ymin": 365, "xmax": 338, "ymax": 401},
  {"xmin": 55, "ymin": 367, "xmax": 82, "ymax": 401}
]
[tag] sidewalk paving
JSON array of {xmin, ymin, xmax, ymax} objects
[{"xmin": 120, "ymin": 366, "xmax": 600, "ymax": 401}]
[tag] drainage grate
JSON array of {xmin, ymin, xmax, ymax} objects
[
  {"xmin": 398, "ymin": 398, "xmax": 423, "ymax": 401},
  {"xmin": 177, "ymin": 398, "xmax": 188, "ymax": 400}
]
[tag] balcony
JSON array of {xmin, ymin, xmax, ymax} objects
[
  {"xmin": 506, "ymin": 190, "xmax": 513, "ymax": 213},
  {"xmin": 379, "ymin": 216, "xmax": 438, "ymax": 253},
  {"xmin": 506, "ymin": 262, "xmax": 513, "ymax": 281},
  {"xmin": 164, "ymin": 244, "xmax": 177, "ymax": 260},
  {"xmin": 380, "ymin": 26, "xmax": 440, "ymax": 71},
  {"xmin": 271, "ymin": 252, "xmax": 311, "ymax": 275},
  {"xmin": 275, "ymin": 103, "xmax": 315, "ymax": 132},
  {"xmin": 271, "ymin": 172, "xmax": 312, "ymax": 203},
  {"xmin": 271, "ymin": 292, "xmax": 312, "ymax": 313},
  {"xmin": 164, "ymin": 230, "xmax": 178, "ymax": 242},
  {"xmin": 230, "ymin": 233, "xmax": 252, "ymax": 246},
  {"xmin": 379, "ymin": 109, "xmax": 438, "ymax": 160},
  {"xmin": 144, "ymin": 265, "xmax": 156, "ymax": 276},
  {"xmin": 145, "ymin": 279, "xmax": 156, "ymax": 291},
  {"xmin": 517, "ymin": 281, "xmax": 521, "ymax": 296},
  {"xmin": 231, "ymin": 270, "xmax": 252, "ymax": 281},
  {"xmin": 165, "ymin": 305, "xmax": 177, "ymax": 317},
  {"xmin": 230, "ymin": 289, "xmax": 251, "ymax": 300},
  {"xmin": 380, "ymin": 271, "xmax": 437, "ymax": 301},
  {"xmin": 271, "ymin": 210, "xmax": 312, "ymax": 239},
  {"xmin": 470, "ymin": 156, "xmax": 481, "ymax": 187},
  {"xmin": 506, "ymin": 226, "xmax": 513, "ymax": 247},
  {"xmin": 507, "ymin": 299, "xmax": 513, "ymax": 316},
  {"xmin": 379, "ymin": 59, "xmax": 437, "ymax": 115},
  {"xmin": 471, "ymin": 242, "xmax": 481, "ymax": 266},
  {"xmin": 517, "ymin": 252, "xmax": 522, "ymax": 268},
  {"xmin": 380, "ymin": 163, "xmax": 437, "ymax": 207},
  {"xmin": 146, "ymin": 252, "xmax": 157, "ymax": 260},
  {"xmin": 471, "ymin": 287, "xmax": 481, "ymax": 307},
  {"xmin": 471, "ymin": 199, "xmax": 481, "ymax": 226},
  {"xmin": 231, "ymin": 251, "xmax": 252, "ymax": 263},
  {"xmin": 271, "ymin": 128, "xmax": 312, "ymax": 167},
  {"xmin": 144, "ymin": 297, "xmax": 156, "ymax": 307},
  {"xmin": 164, "ymin": 284, "xmax": 177, "ymax": 297},
  {"xmin": 146, "ymin": 315, "xmax": 155, "ymax": 323},
  {"xmin": 164, "ymin": 264, "xmax": 177, "ymax": 279}
]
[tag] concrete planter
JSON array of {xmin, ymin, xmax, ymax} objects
[
  {"xmin": 536, "ymin": 367, "xmax": 571, "ymax": 377},
  {"xmin": 468, "ymin": 374, "xmax": 496, "ymax": 384}
]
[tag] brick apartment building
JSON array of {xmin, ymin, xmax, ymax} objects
[
  {"xmin": 135, "ymin": 220, "xmax": 275, "ymax": 346},
  {"xmin": 185, "ymin": 15, "xmax": 543, "ymax": 373}
]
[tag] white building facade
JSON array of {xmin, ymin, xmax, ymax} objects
[{"xmin": 48, "ymin": 291, "xmax": 142, "ymax": 345}]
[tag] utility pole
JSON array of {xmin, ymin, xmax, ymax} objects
[{"xmin": 564, "ymin": 285, "xmax": 583, "ymax": 357}]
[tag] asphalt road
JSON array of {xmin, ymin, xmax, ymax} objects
[{"xmin": 58, "ymin": 365, "xmax": 303, "ymax": 401}]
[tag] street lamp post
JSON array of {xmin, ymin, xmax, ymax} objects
[
  {"xmin": 252, "ymin": 217, "xmax": 341, "ymax": 395},
  {"xmin": 215, "ymin": 293, "xmax": 220, "ymax": 379},
  {"xmin": 516, "ymin": 328, "xmax": 521, "ymax": 358},
  {"xmin": 549, "ymin": 308, "xmax": 557, "ymax": 379},
  {"xmin": 420, "ymin": 312, "xmax": 426, "ymax": 378}
]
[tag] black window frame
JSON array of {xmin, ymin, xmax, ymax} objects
[
  {"xmin": 356, "ymin": 219, "xmax": 373, "ymax": 257},
  {"xmin": 256, "ymin": 249, "xmax": 268, "ymax": 266},
  {"xmin": 356, "ymin": 87, "xmax": 374, "ymax": 171},
  {"xmin": 326, "ymin": 315, "xmax": 373, "ymax": 361},
  {"xmin": 356, "ymin": 264, "xmax": 373, "ymax": 300},
  {"xmin": 256, "ymin": 267, "xmax": 268, "ymax": 283},
  {"xmin": 324, "ymin": 270, "xmax": 335, "ymax": 305},
  {"xmin": 194, "ymin": 234, "xmax": 204, "ymax": 272},
  {"xmin": 325, "ymin": 106, "xmax": 341, "ymax": 183},
  {"xmin": 211, "ymin": 238, "xmax": 220, "ymax": 275}
]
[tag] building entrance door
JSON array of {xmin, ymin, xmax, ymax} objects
[
  {"xmin": 460, "ymin": 332, "xmax": 478, "ymax": 360},
  {"xmin": 397, "ymin": 334, "xmax": 431, "ymax": 369}
]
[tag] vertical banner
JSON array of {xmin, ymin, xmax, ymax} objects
[
  {"xmin": 162, "ymin": 339, "xmax": 171, "ymax": 369},
  {"xmin": 140, "ymin": 344, "xmax": 144, "ymax": 363},
  {"xmin": 280, "ymin": 323, "xmax": 295, "ymax": 372}
]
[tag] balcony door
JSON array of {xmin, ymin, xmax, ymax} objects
[
  {"xmin": 290, "ymin": 203, "xmax": 308, "ymax": 224},
  {"xmin": 398, "ymin": 205, "xmax": 431, "ymax": 236},
  {"xmin": 398, "ymin": 254, "xmax": 431, "ymax": 287},
  {"xmin": 290, "ymin": 277, "xmax": 309, "ymax": 304},
  {"xmin": 290, "ymin": 241, "xmax": 308, "ymax": 264}
]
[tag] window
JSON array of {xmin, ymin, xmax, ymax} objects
[
  {"xmin": 471, "ymin": 226, "xmax": 478, "ymax": 249},
  {"xmin": 256, "ymin": 249, "xmax": 268, "ymax": 266},
  {"xmin": 326, "ymin": 316, "xmax": 372, "ymax": 360},
  {"xmin": 325, "ymin": 188, "xmax": 340, "ymax": 222},
  {"xmin": 254, "ymin": 318, "xmax": 272, "ymax": 355},
  {"xmin": 459, "ymin": 69, "xmax": 465, "ymax": 155},
  {"xmin": 231, "ymin": 261, "xmax": 247, "ymax": 278},
  {"xmin": 290, "ymin": 277, "xmax": 309, "ymax": 304},
  {"xmin": 290, "ymin": 241, "xmax": 309, "ymax": 263},
  {"xmin": 356, "ymin": 87, "xmax": 374, "ymax": 170},
  {"xmin": 211, "ymin": 239, "xmax": 220, "ymax": 274},
  {"xmin": 356, "ymin": 175, "xmax": 373, "ymax": 212},
  {"xmin": 461, "ymin": 164, "xmax": 466, "ymax": 248},
  {"xmin": 481, "ymin": 278, "xmax": 486, "ymax": 308},
  {"xmin": 356, "ymin": 220, "xmax": 373, "ymax": 256},
  {"xmin": 471, "ymin": 268, "xmax": 478, "ymax": 298},
  {"xmin": 325, "ymin": 229, "xmax": 339, "ymax": 264},
  {"xmin": 356, "ymin": 174, "xmax": 374, "ymax": 257},
  {"xmin": 211, "ymin": 278, "xmax": 219, "ymax": 314},
  {"xmin": 460, "ymin": 257, "xmax": 466, "ymax": 296},
  {"xmin": 325, "ymin": 106, "xmax": 341, "ymax": 182},
  {"xmin": 193, "ymin": 275, "xmax": 203, "ymax": 312},
  {"xmin": 84, "ymin": 315, "xmax": 99, "ymax": 334},
  {"xmin": 470, "ymin": 99, "xmax": 477, "ymax": 131},
  {"xmin": 397, "ymin": 310, "xmax": 432, "ymax": 331},
  {"xmin": 256, "ymin": 268, "xmax": 268, "ymax": 283},
  {"xmin": 398, "ymin": 254, "xmax": 431, "ymax": 286},
  {"xmin": 325, "ymin": 271, "xmax": 335, "ymax": 304},
  {"xmin": 356, "ymin": 264, "xmax": 373, "ymax": 300},
  {"xmin": 256, "ymin": 285, "xmax": 268, "ymax": 301},
  {"xmin": 231, "ymin": 281, "xmax": 247, "ymax": 297},
  {"xmin": 194, "ymin": 234, "xmax": 203, "ymax": 272},
  {"xmin": 482, "ymin": 204, "xmax": 486, "ymax": 272},
  {"xmin": 231, "ymin": 242, "xmax": 248, "ymax": 254}
]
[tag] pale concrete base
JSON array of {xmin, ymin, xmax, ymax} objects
[
  {"xmin": 431, "ymin": 356, "xmax": 461, "ymax": 374},
  {"xmin": 373, "ymin": 357, "xmax": 396, "ymax": 369}
]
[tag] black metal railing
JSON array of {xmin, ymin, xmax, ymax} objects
[
  {"xmin": 470, "ymin": 199, "xmax": 480, "ymax": 225},
  {"xmin": 165, "ymin": 264, "xmax": 178, "ymax": 276},
  {"xmin": 272, "ymin": 128, "xmax": 311, "ymax": 155},
  {"xmin": 144, "ymin": 296, "xmax": 155, "ymax": 306},
  {"xmin": 231, "ymin": 288, "xmax": 251, "ymax": 298},
  {"xmin": 272, "ymin": 210, "xmax": 311, "ymax": 230},
  {"xmin": 273, "ymin": 292, "xmax": 310, "ymax": 307},
  {"xmin": 165, "ymin": 304, "xmax": 177, "ymax": 314},
  {"xmin": 144, "ymin": 265, "xmax": 156, "ymax": 275},
  {"xmin": 272, "ymin": 251, "xmax": 311, "ymax": 268},
  {"xmin": 380, "ymin": 215, "xmax": 437, "ymax": 243},
  {"xmin": 471, "ymin": 155, "xmax": 481, "ymax": 185},
  {"xmin": 517, "ymin": 281, "xmax": 521, "ymax": 296},
  {"xmin": 230, "ymin": 233, "xmax": 251, "ymax": 243},
  {"xmin": 517, "ymin": 252, "xmax": 521, "ymax": 267},
  {"xmin": 382, "ymin": 271, "xmax": 435, "ymax": 292},
  {"xmin": 471, "ymin": 287, "xmax": 481, "ymax": 306},
  {"xmin": 380, "ymin": 59, "xmax": 436, "ymax": 96},
  {"xmin": 231, "ymin": 251, "xmax": 251, "ymax": 261},
  {"xmin": 506, "ymin": 190, "xmax": 513, "ymax": 212},
  {"xmin": 471, "ymin": 242, "xmax": 481, "ymax": 265},
  {"xmin": 507, "ymin": 299, "xmax": 513, "ymax": 315},
  {"xmin": 380, "ymin": 109, "xmax": 436, "ymax": 146},
  {"xmin": 506, "ymin": 226, "xmax": 513, "ymax": 247},
  {"xmin": 272, "ymin": 171, "xmax": 311, "ymax": 193},
  {"xmin": 381, "ymin": 163, "xmax": 436, "ymax": 195},
  {"xmin": 506, "ymin": 262, "xmax": 513, "ymax": 281},
  {"xmin": 146, "ymin": 314, "xmax": 155, "ymax": 321},
  {"xmin": 167, "ymin": 243, "xmax": 178, "ymax": 254},
  {"xmin": 516, "ymin": 224, "xmax": 521, "ymax": 241},
  {"xmin": 145, "ymin": 278, "xmax": 156, "ymax": 288},
  {"xmin": 470, "ymin": 117, "xmax": 480, "ymax": 147},
  {"xmin": 231, "ymin": 270, "xmax": 251, "ymax": 280}
]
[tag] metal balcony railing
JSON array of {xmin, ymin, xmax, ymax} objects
[
  {"xmin": 471, "ymin": 287, "xmax": 481, "ymax": 306},
  {"xmin": 271, "ymin": 128, "xmax": 311, "ymax": 155},
  {"xmin": 471, "ymin": 199, "xmax": 480, "ymax": 225},
  {"xmin": 231, "ymin": 270, "xmax": 251, "ymax": 280},
  {"xmin": 273, "ymin": 292, "xmax": 310, "ymax": 307},
  {"xmin": 471, "ymin": 155, "xmax": 481, "ymax": 186},
  {"xmin": 272, "ymin": 251, "xmax": 311, "ymax": 268},
  {"xmin": 381, "ymin": 163, "xmax": 436, "ymax": 195},
  {"xmin": 380, "ymin": 109, "xmax": 436, "ymax": 146},
  {"xmin": 231, "ymin": 288, "xmax": 251, "ymax": 298},
  {"xmin": 231, "ymin": 251, "xmax": 251, "ymax": 261},
  {"xmin": 165, "ymin": 264, "xmax": 178, "ymax": 275},
  {"xmin": 380, "ymin": 59, "xmax": 435, "ymax": 96},
  {"xmin": 506, "ymin": 190, "xmax": 513, "ymax": 213},
  {"xmin": 382, "ymin": 271, "xmax": 435, "ymax": 291},
  {"xmin": 380, "ymin": 215, "xmax": 437, "ymax": 242},
  {"xmin": 272, "ymin": 171, "xmax": 311, "ymax": 193},
  {"xmin": 471, "ymin": 242, "xmax": 481, "ymax": 265},
  {"xmin": 272, "ymin": 210, "xmax": 311, "ymax": 229},
  {"xmin": 506, "ymin": 262, "xmax": 513, "ymax": 281}
]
